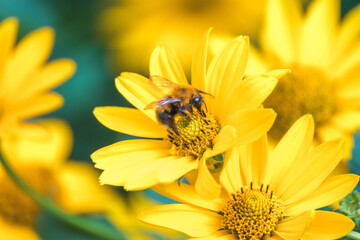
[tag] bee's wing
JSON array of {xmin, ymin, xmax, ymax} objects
[
  {"xmin": 149, "ymin": 75, "xmax": 178, "ymax": 94},
  {"xmin": 144, "ymin": 97, "xmax": 182, "ymax": 110}
]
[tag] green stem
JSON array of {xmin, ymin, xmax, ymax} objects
[
  {"xmin": 347, "ymin": 231, "xmax": 360, "ymax": 240},
  {"xmin": 0, "ymin": 149, "xmax": 123, "ymax": 240}
]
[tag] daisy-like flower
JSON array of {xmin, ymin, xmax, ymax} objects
[
  {"xmin": 92, "ymin": 29, "xmax": 287, "ymax": 198},
  {"xmin": 246, "ymin": 0, "xmax": 360, "ymax": 159},
  {"xmin": 138, "ymin": 115, "xmax": 359, "ymax": 240},
  {"xmin": 0, "ymin": 119, "xmax": 122, "ymax": 240},
  {"xmin": 0, "ymin": 17, "xmax": 75, "ymax": 139}
]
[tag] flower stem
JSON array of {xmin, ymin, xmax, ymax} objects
[
  {"xmin": 0, "ymin": 149, "xmax": 124, "ymax": 240},
  {"xmin": 347, "ymin": 231, "xmax": 360, "ymax": 240}
]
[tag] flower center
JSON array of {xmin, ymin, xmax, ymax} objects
[
  {"xmin": 167, "ymin": 111, "xmax": 220, "ymax": 158},
  {"xmin": 264, "ymin": 65, "xmax": 337, "ymax": 140},
  {"xmin": 222, "ymin": 183, "xmax": 284, "ymax": 239},
  {"xmin": 0, "ymin": 166, "xmax": 56, "ymax": 226}
]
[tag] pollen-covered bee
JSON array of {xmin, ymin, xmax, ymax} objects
[{"xmin": 144, "ymin": 75, "xmax": 211, "ymax": 135}]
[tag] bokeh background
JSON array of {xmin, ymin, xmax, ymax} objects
[{"xmin": 0, "ymin": 0, "xmax": 359, "ymax": 239}]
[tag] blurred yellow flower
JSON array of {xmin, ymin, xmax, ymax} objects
[
  {"xmin": 247, "ymin": 0, "xmax": 360, "ymax": 159},
  {"xmin": 92, "ymin": 29, "xmax": 286, "ymax": 199},
  {"xmin": 98, "ymin": 0, "xmax": 266, "ymax": 72},
  {"xmin": 0, "ymin": 17, "xmax": 75, "ymax": 139},
  {"xmin": 0, "ymin": 119, "xmax": 118, "ymax": 240},
  {"xmin": 139, "ymin": 115, "xmax": 358, "ymax": 239}
]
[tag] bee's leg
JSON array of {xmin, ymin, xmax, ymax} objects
[
  {"xmin": 169, "ymin": 117, "xmax": 180, "ymax": 136},
  {"xmin": 179, "ymin": 108, "xmax": 191, "ymax": 120}
]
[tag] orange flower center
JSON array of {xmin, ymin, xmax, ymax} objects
[
  {"xmin": 0, "ymin": 166, "xmax": 56, "ymax": 226},
  {"xmin": 222, "ymin": 183, "xmax": 284, "ymax": 239},
  {"xmin": 167, "ymin": 111, "xmax": 220, "ymax": 158},
  {"xmin": 264, "ymin": 65, "xmax": 337, "ymax": 140}
]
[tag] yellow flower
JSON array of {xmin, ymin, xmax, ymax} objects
[
  {"xmin": 138, "ymin": 115, "xmax": 359, "ymax": 240},
  {"xmin": 92, "ymin": 29, "xmax": 286, "ymax": 199},
  {"xmin": 246, "ymin": 0, "xmax": 360, "ymax": 159},
  {"xmin": 0, "ymin": 17, "xmax": 75, "ymax": 139},
  {"xmin": 98, "ymin": 0, "xmax": 266, "ymax": 72},
  {"xmin": 0, "ymin": 119, "xmax": 118, "ymax": 240}
]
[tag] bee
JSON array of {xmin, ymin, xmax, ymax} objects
[{"xmin": 144, "ymin": 75, "xmax": 211, "ymax": 136}]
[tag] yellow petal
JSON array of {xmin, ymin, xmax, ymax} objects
[
  {"xmin": 2, "ymin": 27, "xmax": 54, "ymax": 97},
  {"xmin": 158, "ymin": 156, "xmax": 198, "ymax": 184},
  {"xmin": 93, "ymin": 106, "xmax": 166, "ymax": 138},
  {"xmin": 331, "ymin": 110, "xmax": 360, "ymax": 132},
  {"xmin": 0, "ymin": 17, "xmax": 18, "ymax": 84},
  {"xmin": 188, "ymin": 230, "xmax": 235, "ymax": 240},
  {"xmin": 220, "ymin": 147, "xmax": 243, "ymax": 195},
  {"xmin": 302, "ymin": 211, "xmax": 354, "ymax": 240},
  {"xmin": 262, "ymin": 0, "xmax": 302, "ymax": 64},
  {"xmin": 203, "ymin": 125, "xmax": 236, "ymax": 159},
  {"xmin": 285, "ymin": 174, "xmax": 359, "ymax": 216},
  {"xmin": 124, "ymin": 156, "xmax": 174, "ymax": 190},
  {"xmin": 137, "ymin": 204, "xmax": 222, "ymax": 237},
  {"xmin": 224, "ymin": 109, "xmax": 276, "ymax": 145},
  {"xmin": 275, "ymin": 211, "xmax": 313, "ymax": 240},
  {"xmin": 152, "ymin": 182, "xmax": 226, "ymax": 212},
  {"xmin": 206, "ymin": 36, "xmax": 248, "ymax": 115},
  {"xmin": 13, "ymin": 92, "xmax": 63, "ymax": 119},
  {"xmin": 115, "ymin": 72, "xmax": 160, "ymax": 121},
  {"xmin": 0, "ymin": 217, "xmax": 40, "ymax": 240},
  {"xmin": 91, "ymin": 139, "xmax": 171, "ymax": 164},
  {"xmin": 332, "ymin": 42, "xmax": 360, "ymax": 78},
  {"xmin": 18, "ymin": 59, "xmax": 75, "ymax": 103},
  {"xmin": 299, "ymin": 0, "xmax": 339, "ymax": 69},
  {"xmin": 246, "ymin": 46, "xmax": 269, "ymax": 75},
  {"xmin": 331, "ymin": 4, "xmax": 360, "ymax": 66},
  {"xmin": 269, "ymin": 115, "xmax": 314, "ymax": 193},
  {"xmin": 150, "ymin": 45, "xmax": 188, "ymax": 84},
  {"xmin": 191, "ymin": 28, "xmax": 211, "ymax": 91},
  {"xmin": 280, "ymin": 138, "xmax": 344, "ymax": 205},
  {"xmin": 195, "ymin": 157, "xmax": 221, "ymax": 200},
  {"xmin": 221, "ymin": 76, "xmax": 278, "ymax": 123}
]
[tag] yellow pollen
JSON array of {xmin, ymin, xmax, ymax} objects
[
  {"xmin": 264, "ymin": 65, "xmax": 337, "ymax": 140},
  {"xmin": 222, "ymin": 184, "xmax": 284, "ymax": 240},
  {"xmin": 0, "ymin": 166, "xmax": 57, "ymax": 226},
  {"xmin": 167, "ymin": 111, "xmax": 220, "ymax": 158}
]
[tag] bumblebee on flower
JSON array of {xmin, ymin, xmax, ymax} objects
[{"xmin": 92, "ymin": 28, "xmax": 289, "ymax": 198}]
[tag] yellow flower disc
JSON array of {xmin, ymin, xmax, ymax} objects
[
  {"xmin": 0, "ymin": 166, "xmax": 56, "ymax": 226},
  {"xmin": 264, "ymin": 65, "xmax": 337, "ymax": 140},
  {"xmin": 222, "ymin": 184, "xmax": 284, "ymax": 239},
  {"xmin": 168, "ymin": 111, "xmax": 220, "ymax": 158}
]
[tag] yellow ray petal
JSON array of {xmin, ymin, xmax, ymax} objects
[
  {"xmin": 124, "ymin": 156, "xmax": 175, "ymax": 190},
  {"xmin": 12, "ymin": 92, "xmax": 63, "ymax": 119},
  {"xmin": 301, "ymin": 211, "xmax": 354, "ymax": 240},
  {"xmin": 158, "ymin": 156, "xmax": 198, "ymax": 184},
  {"xmin": 222, "ymin": 76, "xmax": 278, "ymax": 123},
  {"xmin": 206, "ymin": 36, "xmax": 248, "ymax": 115},
  {"xmin": 91, "ymin": 139, "xmax": 170, "ymax": 164},
  {"xmin": 203, "ymin": 125, "xmax": 236, "ymax": 159},
  {"xmin": 224, "ymin": 109, "xmax": 276, "ymax": 145},
  {"xmin": 188, "ymin": 230, "xmax": 235, "ymax": 240},
  {"xmin": 332, "ymin": 42, "xmax": 360, "ymax": 78},
  {"xmin": 2, "ymin": 27, "xmax": 54, "ymax": 97},
  {"xmin": 12, "ymin": 122, "xmax": 49, "ymax": 139},
  {"xmin": 299, "ymin": 0, "xmax": 339, "ymax": 69},
  {"xmin": 330, "ymin": 4, "xmax": 360, "ymax": 66},
  {"xmin": 0, "ymin": 217, "xmax": 40, "ymax": 240},
  {"xmin": 268, "ymin": 115, "xmax": 314, "ymax": 193},
  {"xmin": 246, "ymin": 45, "xmax": 269, "ymax": 75},
  {"xmin": 93, "ymin": 106, "xmax": 166, "ymax": 138},
  {"xmin": 262, "ymin": 0, "xmax": 302, "ymax": 65},
  {"xmin": 280, "ymin": 138, "xmax": 344, "ymax": 205},
  {"xmin": 220, "ymin": 147, "xmax": 243, "ymax": 195},
  {"xmin": 285, "ymin": 174, "xmax": 359, "ymax": 216},
  {"xmin": 331, "ymin": 110, "xmax": 360, "ymax": 132},
  {"xmin": 191, "ymin": 28, "xmax": 211, "ymax": 91},
  {"xmin": 275, "ymin": 211, "xmax": 313, "ymax": 240},
  {"xmin": 195, "ymin": 157, "xmax": 221, "ymax": 200},
  {"xmin": 150, "ymin": 45, "xmax": 188, "ymax": 85},
  {"xmin": 137, "ymin": 204, "xmax": 222, "ymax": 237},
  {"xmin": 18, "ymin": 59, "xmax": 76, "ymax": 102},
  {"xmin": 0, "ymin": 18, "xmax": 18, "ymax": 85},
  {"xmin": 152, "ymin": 182, "xmax": 226, "ymax": 212},
  {"xmin": 115, "ymin": 72, "xmax": 160, "ymax": 121}
]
